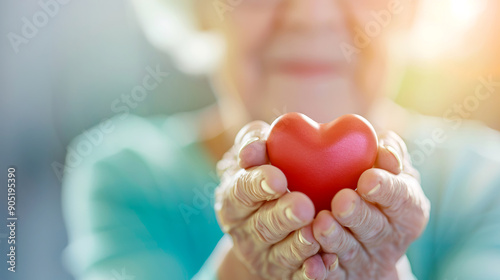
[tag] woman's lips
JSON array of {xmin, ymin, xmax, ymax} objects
[{"xmin": 273, "ymin": 61, "xmax": 339, "ymax": 78}]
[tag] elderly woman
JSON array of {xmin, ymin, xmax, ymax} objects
[{"xmin": 62, "ymin": 0, "xmax": 500, "ymax": 279}]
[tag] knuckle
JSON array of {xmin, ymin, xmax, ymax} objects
[
  {"xmin": 359, "ymin": 217, "xmax": 389, "ymax": 245},
  {"xmin": 233, "ymin": 169, "xmax": 262, "ymax": 207},
  {"xmin": 321, "ymin": 238, "xmax": 336, "ymax": 253},
  {"xmin": 291, "ymin": 239, "xmax": 318, "ymax": 262},
  {"xmin": 398, "ymin": 180, "xmax": 417, "ymax": 208},
  {"xmin": 252, "ymin": 206, "xmax": 290, "ymax": 245},
  {"xmin": 340, "ymin": 243, "xmax": 362, "ymax": 263},
  {"xmin": 385, "ymin": 175, "xmax": 406, "ymax": 202},
  {"xmin": 288, "ymin": 247, "xmax": 304, "ymax": 265},
  {"xmin": 253, "ymin": 214, "xmax": 276, "ymax": 245},
  {"xmin": 298, "ymin": 242, "xmax": 320, "ymax": 258},
  {"xmin": 388, "ymin": 192, "xmax": 412, "ymax": 216},
  {"xmin": 233, "ymin": 178, "xmax": 254, "ymax": 207},
  {"xmin": 268, "ymin": 232, "xmax": 319, "ymax": 271},
  {"xmin": 321, "ymin": 230, "xmax": 344, "ymax": 253},
  {"xmin": 336, "ymin": 231, "xmax": 358, "ymax": 254}
]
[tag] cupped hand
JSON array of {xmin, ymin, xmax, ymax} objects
[
  {"xmin": 312, "ymin": 131, "xmax": 431, "ymax": 279},
  {"xmin": 215, "ymin": 121, "xmax": 339, "ymax": 280}
]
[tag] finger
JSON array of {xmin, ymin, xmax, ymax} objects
[
  {"xmin": 292, "ymin": 254, "xmax": 327, "ymax": 280},
  {"xmin": 330, "ymin": 189, "xmax": 394, "ymax": 254},
  {"xmin": 217, "ymin": 122, "xmax": 269, "ymax": 180},
  {"xmin": 241, "ymin": 192, "xmax": 315, "ymax": 246},
  {"xmin": 357, "ymin": 168, "xmax": 430, "ymax": 240},
  {"xmin": 312, "ymin": 211, "xmax": 370, "ymax": 272},
  {"xmin": 377, "ymin": 131, "xmax": 420, "ymax": 181},
  {"xmin": 357, "ymin": 168, "xmax": 421, "ymax": 211},
  {"xmin": 238, "ymin": 138, "xmax": 269, "ymax": 169},
  {"xmin": 233, "ymin": 120, "xmax": 270, "ymax": 170},
  {"xmin": 267, "ymin": 226, "xmax": 320, "ymax": 271},
  {"xmin": 375, "ymin": 140, "xmax": 403, "ymax": 175},
  {"xmin": 234, "ymin": 120, "xmax": 270, "ymax": 149},
  {"xmin": 215, "ymin": 164, "xmax": 288, "ymax": 228},
  {"xmin": 377, "ymin": 131, "xmax": 408, "ymax": 161},
  {"xmin": 321, "ymin": 253, "xmax": 346, "ymax": 280},
  {"xmin": 375, "ymin": 131, "xmax": 405, "ymax": 174}
]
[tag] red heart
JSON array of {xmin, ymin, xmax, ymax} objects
[{"xmin": 266, "ymin": 113, "xmax": 378, "ymax": 213}]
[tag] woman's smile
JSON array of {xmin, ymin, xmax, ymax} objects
[{"xmin": 272, "ymin": 61, "xmax": 340, "ymax": 79}]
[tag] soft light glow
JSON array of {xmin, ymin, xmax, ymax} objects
[
  {"xmin": 451, "ymin": 0, "xmax": 485, "ymax": 25},
  {"xmin": 409, "ymin": 0, "xmax": 488, "ymax": 61}
]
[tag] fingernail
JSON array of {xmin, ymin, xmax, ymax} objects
[
  {"xmin": 261, "ymin": 180, "xmax": 276, "ymax": 196},
  {"xmin": 285, "ymin": 207, "xmax": 302, "ymax": 223},
  {"xmin": 367, "ymin": 183, "xmax": 380, "ymax": 196},
  {"xmin": 298, "ymin": 229, "xmax": 313, "ymax": 246},
  {"xmin": 238, "ymin": 136, "xmax": 260, "ymax": 155},
  {"xmin": 321, "ymin": 223, "xmax": 336, "ymax": 237},
  {"xmin": 329, "ymin": 257, "xmax": 339, "ymax": 271},
  {"xmin": 303, "ymin": 269, "xmax": 314, "ymax": 280},
  {"xmin": 339, "ymin": 200, "xmax": 356, "ymax": 218},
  {"xmin": 385, "ymin": 145, "xmax": 403, "ymax": 172}
]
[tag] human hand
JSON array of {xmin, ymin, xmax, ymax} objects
[
  {"xmin": 215, "ymin": 121, "xmax": 338, "ymax": 280},
  {"xmin": 312, "ymin": 131, "xmax": 430, "ymax": 279}
]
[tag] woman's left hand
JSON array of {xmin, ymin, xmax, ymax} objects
[{"xmin": 312, "ymin": 131, "xmax": 431, "ymax": 279}]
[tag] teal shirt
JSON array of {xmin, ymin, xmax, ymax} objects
[
  {"xmin": 62, "ymin": 115, "xmax": 223, "ymax": 279},
  {"xmin": 403, "ymin": 116, "xmax": 500, "ymax": 280},
  {"xmin": 62, "ymin": 114, "xmax": 500, "ymax": 280}
]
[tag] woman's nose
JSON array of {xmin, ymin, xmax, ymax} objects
[{"xmin": 278, "ymin": 0, "xmax": 345, "ymax": 32}]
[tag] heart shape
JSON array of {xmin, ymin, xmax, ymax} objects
[{"xmin": 266, "ymin": 113, "xmax": 378, "ymax": 213}]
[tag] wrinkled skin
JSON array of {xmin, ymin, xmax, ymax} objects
[{"xmin": 215, "ymin": 121, "xmax": 430, "ymax": 280}]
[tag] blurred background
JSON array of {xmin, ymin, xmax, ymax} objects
[{"xmin": 0, "ymin": 0, "xmax": 499, "ymax": 279}]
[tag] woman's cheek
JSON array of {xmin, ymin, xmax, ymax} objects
[
  {"xmin": 230, "ymin": 8, "xmax": 277, "ymax": 52},
  {"xmin": 226, "ymin": 12, "xmax": 274, "ymax": 104}
]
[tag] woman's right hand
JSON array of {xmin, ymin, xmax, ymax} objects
[{"xmin": 215, "ymin": 121, "xmax": 338, "ymax": 280}]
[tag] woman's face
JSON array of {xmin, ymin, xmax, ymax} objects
[{"xmin": 215, "ymin": 0, "xmax": 414, "ymax": 123}]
